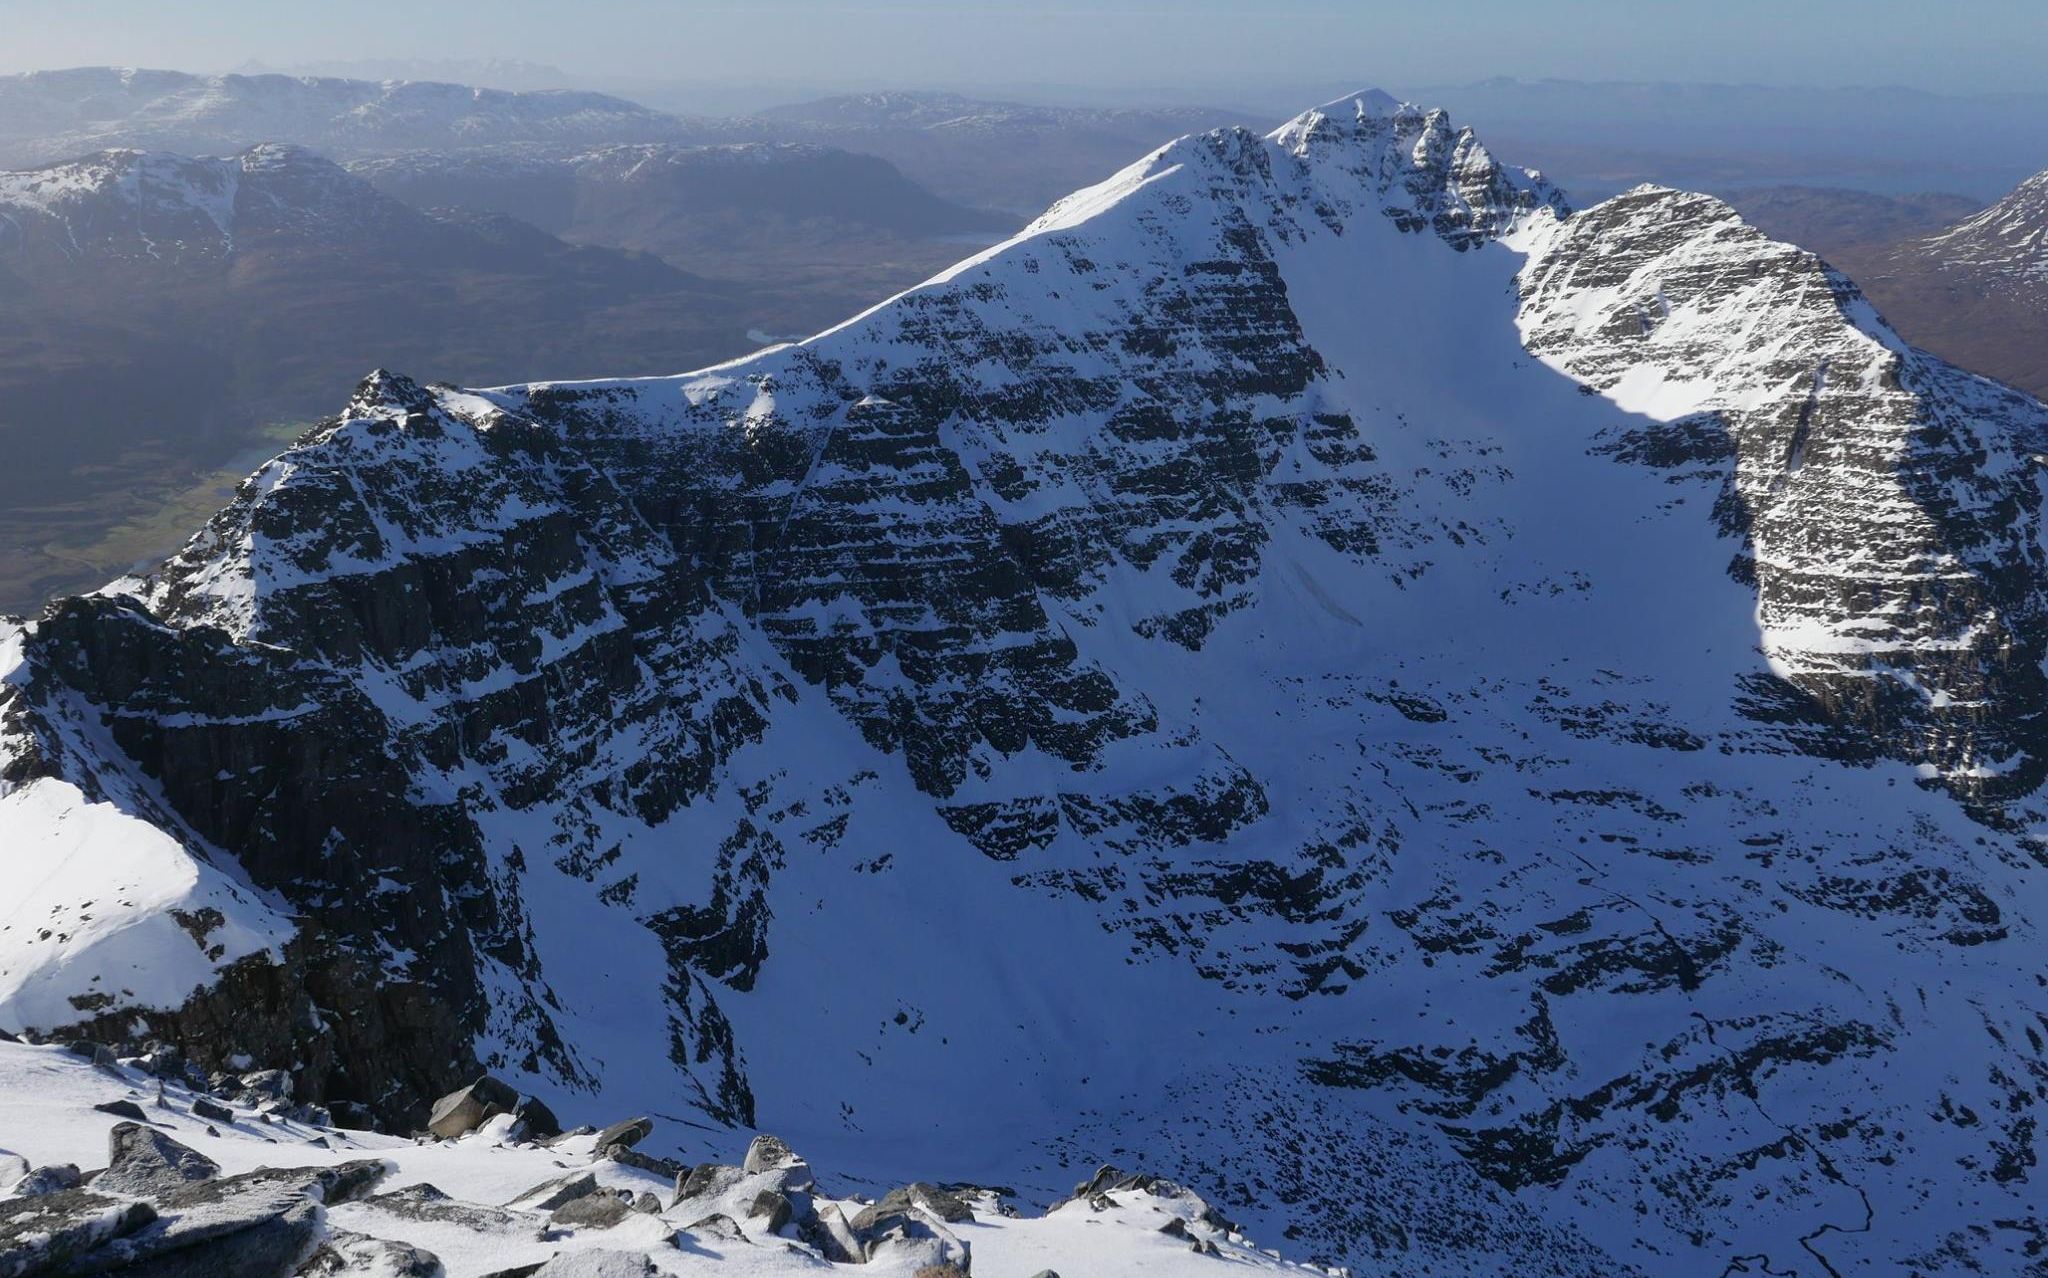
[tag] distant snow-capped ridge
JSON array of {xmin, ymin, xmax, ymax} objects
[
  {"xmin": 0, "ymin": 66, "xmax": 724, "ymax": 167},
  {"xmin": 1923, "ymin": 166, "xmax": 2048, "ymax": 278},
  {"xmin": 3, "ymin": 91, "xmax": 2046, "ymax": 1278},
  {"xmin": 0, "ymin": 144, "xmax": 428, "ymax": 260}
]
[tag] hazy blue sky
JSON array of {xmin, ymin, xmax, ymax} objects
[{"xmin": 2, "ymin": 0, "xmax": 2043, "ymax": 102}]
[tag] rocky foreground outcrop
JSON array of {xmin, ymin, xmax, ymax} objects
[{"xmin": 0, "ymin": 1038, "xmax": 1304, "ymax": 1278}]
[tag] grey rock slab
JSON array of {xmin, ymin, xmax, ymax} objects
[
  {"xmin": 233, "ymin": 1072, "xmax": 292, "ymax": 1105},
  {"xmin": 511, "ymin": 1096, "xmax": 560, "ymax": 1141},
  {"xmin": 743, "ymin": 1189, "xmax": 790, "ymax": 1234},
  {"xmin": 425, "ymin": 1077, "xmax": 518, "ymax": 1141},
  {"xmin": 738, "ymin": 1135, "xmax": 796, "ymax": 1175},
  {"xmin": 95, "ymin": 1124, "xmax": 219, "ymax": 1198},
  {"xmin": 588, "ymin": 1118, "xmax": 651, "ymax": 1152},
  {"xmin": 548, "ymin": 1192, "xmax": 633, "ymax": 1231},
  {"xmin": 9, "ymin": 1167, "xmax": 82, "ymax": 1199},
  {"xmin": 355, "ymin": 1184, "xmax": 530, "ymax": 1234},
  {"xmin": 507, "ymin": 1173, "xmax": 598, "ymax": 1213},
  {"xmin": 0, "ymin": 1189, "xmax": 156, "ymax": 1278},
  {"xmin": 597, "ymin": 1147, "xmax": 679, "ymax": 1179},
  {"xmin": 293, "ymin": 1229, "xmax": 439, "ymax": 1277},
  {"xmin": 667, "ymin": 1164, "xmax": 742, "ymax": 1213},
  {"xmin": 530, "ymin": 1251, "xmax": 656, "ymax": 1277},
  {"xmin": 799, "ymin": 1202, "xmax": 862, "ymax": 1264},
  {"xmin": 94, "ymin": 1197, "xmax": 323, "ymax": 1278}
]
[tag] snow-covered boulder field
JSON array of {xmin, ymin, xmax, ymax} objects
[{"xmin": 0, "ymin": 1036, "xmax": 1330, "ymax": 1277}]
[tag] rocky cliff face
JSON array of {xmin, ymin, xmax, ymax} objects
[{"xmin": 3, "ymin": 93, "xmax": 2046, "ymax": 1276}]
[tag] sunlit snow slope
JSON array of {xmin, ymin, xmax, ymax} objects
[{"xmin": 5, "ymin": 94, "xmax": 2048, "ymax": 1276}]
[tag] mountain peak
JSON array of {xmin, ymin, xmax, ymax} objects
[{"xmin": 4, "ymin": 91, "xmax": 2047, "ymax": 1278}]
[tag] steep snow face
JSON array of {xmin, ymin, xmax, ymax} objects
[
  {"xmin": 1520, "ymin": 185, "xmax": 2048, "ymax": 806},
  {"xmin": 3, "ymin": 93, "xmax": 2048, "ymax": 1277}
]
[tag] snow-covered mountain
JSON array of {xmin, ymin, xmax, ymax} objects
[
  {"xmin": 0, "ymin": 67, "xmax": 728, "ymax": 169},
  {"xmin": 1800, "ymin": 167, "xmax": 2048, "ymax": 399},
  {"xmin": 0, "ymin": 144, "xmax": 432, "ymax": 264},
  {"xmin": 4, "ymin": 92, "xmax": 2047, "ymax": 1277},
  {"xmin": 1916, "ymin": 168, "xmax": 2048, "ymax": 277}
]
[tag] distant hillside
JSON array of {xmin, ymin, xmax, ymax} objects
[{"xmin": 0, "ymin": 144, "xmax": 755, "ymax": 609}]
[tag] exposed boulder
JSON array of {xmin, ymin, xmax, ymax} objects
[
  {"xmin": 851, "ymin": 1191, "xmax": 971, "ymax": 1274},
  {"xmin": 740, "ymin": 1135, "xmax": 797, "ymax": 1175},
  {"xmin": 511, "ymin": 1096, "xmax": 561, "ymax": 1141},
  {"xmin": 92, "ymin": 1100, "xmax": 151, "ymax": 1122},
  {"xmin": 235, "ymin": 1071, "xmax": 292, "ymax": 1105},
  {"xmin": 744, "ymin": 1188, "xmax": 791, "ymax": 1234},
  {"xmin": 95, "ymin": 1123, "xmax": 220, "ymax": 1197},
  {"xmin": 8, "ymin": 1165, "xmax": 82, "ymax": 1198},
  {"xmin": 668, "ymin": 1164, "xmax": 743, "ymax": 1212},
  {"xmin": 1061, "ymin": 1165, "xmax": 1234, "ymax": 1231},
  {"xmin": 294, "ymin": 1229, "xmax": 440, "ymax": 1277},
  {"xmin": 426, "ymin": 1076, "xmax": 520, "ymax": 1140},
  {"xmin": 136, "ymin": 1045, "xmax": 186, "ymax": 1081},
  {"xmin": 67, "ymin": 1181, "xmax": 326, "ymax": 1278},
  {"xmin": 530, "ymin": 1251, "xmax": 656, "ymax": 1277},
  {"xmin": 680, "ymin": 1214, "xmax": 747, "ymax": 1243},
  {"xmin": 0, "ymin": 1189, "xmax": 156, "ymax": 1277},
  {"xmin": 190, "ymin": 1097, "xmax": 234, "ymax": 1125},
  {"xmin": 597, "ymin": 1147, "xmax": 680, "ymax": 1179},
  {"xmin": 507, "ymin": 1172, "xmax": 599, "ymax": 1213},
  {"xmin": 358, "ymin": 1183, "xmax": 530, "ymax": 1234},
  {"xmin": 851, "ymin": 1183, "xmax": 974, "ymax": 1231},
  {"xmin": 549, "ymin": 1190, "xmax": 634, "ymax": 1230},
  {"xmin": 799, "ymin": 1202, "xmax": 864, "ymax": 1264},
  {"xmin": 589, "ymin": 1118, "xmax": 651, "ymax": 1152}
]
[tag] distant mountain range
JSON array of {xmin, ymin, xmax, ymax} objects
[
  {"xmin": 0, "ymin": 70, "xmax": 1261, "ymax": 214},
  {"xmin": 0, "ymin": 67, "xmax": 712, "ymax": 167}
]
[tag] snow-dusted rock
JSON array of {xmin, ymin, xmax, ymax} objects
[
  {"xmin": 295, "ymin": 1229, "xmax": 441, "ymax": 1278},
  {"xmin": 7, "ymin": 1166, "xmax": 81, "ymax": 1200},
  {"xmin": 429, "ymin": 1079, "xmax": 520, "ymax": 1142},
  {"xmin": 588, "ymin": 1120, "xmax": 650, "ymax": 1154},
  {"xmin": 528, "ymin": 1250, "xmax": 655, "ymax": 1278},
  {"xmin": 0, "ymin": 1189, "xmax": 155, "ymax": 1277},
  {"xmin": 96, "ymin": 1124, "xmax": 220, "ymax": 1198}
]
